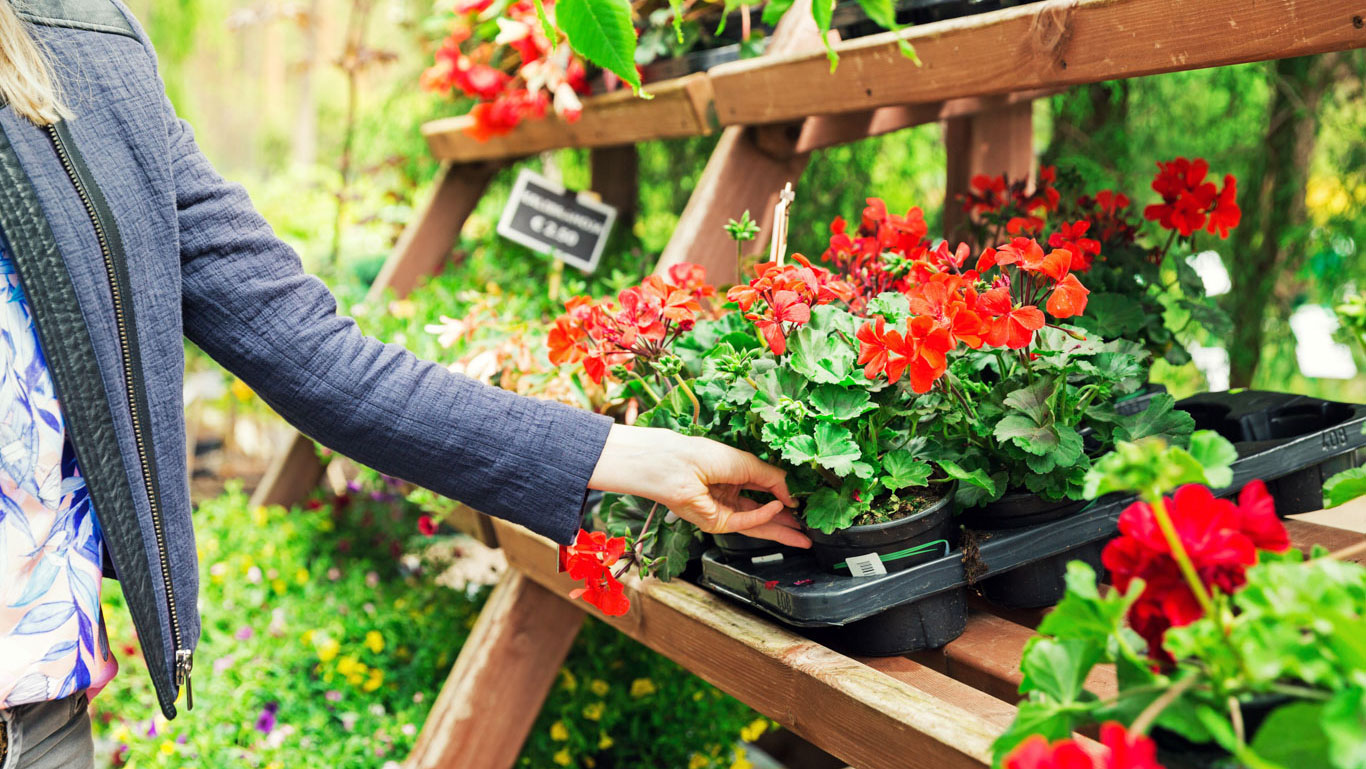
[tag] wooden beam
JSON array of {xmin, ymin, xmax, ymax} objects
[
  {"xmin": 250, "ymin": 162, "xmax": 498, "ymax": 510},
  {"xmin": 1287, "ymin": 518, "xmax": 1366, "ymax": 565},
  {"xmin": 493, "ymin": 519, "xmax": 1002, "ymax": 769},
  {"xmin": 708, "ymin": 0, "xmax": 1366, "ymax": 127},
  {"xmin": 590, "ymin": 145, "xmax": 639, "ymax": 229},
  {"xmin": 408, "ymin": 570, "xmax": 586, "ymax": 769},
  {"xmin": 942, "ymin": 100, "xmax": 1035, "ymax": 239},
  {"xmin": 422, "ymin": 74, "xmax": 716, "ymax": 163}
]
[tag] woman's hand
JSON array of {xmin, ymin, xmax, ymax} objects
[{"xmin": 589, "ymin": 424, "xmax": 810, "ymax": 548}]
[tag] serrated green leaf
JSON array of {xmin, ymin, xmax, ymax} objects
[
  {"xmin": 991, "ymin": 700, "xmax": 1084, "ymax": 767},
  {"xmin": 1250, "ymin": 701, "xmax": 1333, "ymax": 769},
  {"xmin": 810, "ymin": 0, "xmax": 837, "ymax": 70},
  {"xmin": 531, "ymin": 0, "xmax": 558, "ymax": 45},
  {"xmin": 788, "ymin": 321, "xmax": 855, "ymax": 385},
  {"xmin": 780, "ymin": 434, "xmax": 818, "ymax": 465},
  {"xmin": 1179, "ymin": 298, "xmax": 1234, "ymax": 338},
  {"xmin": 1020, "ymin": 638, "xmax": 1102, "ymax": 704},
  {"xmin": 653, "ymin": 518, "xmax": 702, "ymax": 581},
  {"xmin": 1326, "ymin": 467, "xmax": 1366, "ymax": 509},
  {"xmin": 803, "ymin": 486, "xmax": 855, "ymax": 533},
  {"xmin": 761, "ymin": 0, "xmax": 794, "ymax": 25},
  {"xmin": 558, "ymin": 0, "xmax": 644, "ymax": 93},
  {"xmin": 866, "ymin": 292, "xmax": 910, "ymax": 322},
  {"xmin": 808, "ymin": 384, "xmax": 876, "ymax": 421},
  {"xmin": 814, "ymin": 422, "xmax": 863, "ymax": 477},
  {"xmin": 1114, "ymin": 394, "xmax": 1196, "ymax": 443},
  {"xmin": 1073, "ymin": 292, "xmax": 1147, "ymax": 337},
  {"xmin": 881, "ymin": 449, "xmax": 932, "ymax": 490},
  {"xmin": 995, "ymin": 415, "xmax": 1059, "ymax": 455},
  {"xmin": 1188, "ymin": 429, "xmax": 1238, "ymax": 488},
  {"xmin": 1003, "ymin": 379, "xmax": 1058, "ymax": 424},
  {"xmin": 937, "ymin": 459, "xmax": 998, "ymax": 495}
]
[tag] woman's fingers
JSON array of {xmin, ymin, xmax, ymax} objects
[
  {"xmin": 736, "ymin": 520, "xmax": 812, "ymax": 548},
  {"xmin": 735, "ymin": 451, "xmax": 797, "ymax": 507},
  {"xmin": 714, "ymin": 498, "xmax": 787, "ymax": 533}
]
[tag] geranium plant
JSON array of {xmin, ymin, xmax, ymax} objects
[
  {"xmin": 958, "ymin": 160, "xmax": 1240, "ymax": 368},
  {"xmin": 992, "ymin": 432, "xmax": 1366, "ymax": 769}
]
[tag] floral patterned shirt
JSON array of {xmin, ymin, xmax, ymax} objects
[{"xmin": 0, "ymin": 241, "xmax": 117, "ymax": 708}]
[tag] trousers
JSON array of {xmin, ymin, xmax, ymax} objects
[{"xmin": 0, "ymin": 693, "xmax": 93, "ymax": 769}]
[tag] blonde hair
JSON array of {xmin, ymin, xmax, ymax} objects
[{"xmin": 0, "ymin": 0, "xmax": 67, "ymax": 124}]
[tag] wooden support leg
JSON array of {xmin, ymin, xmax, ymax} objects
[
  {"xmin": 407, "ymin": 570, "xmax": 587, "ymax": 769},
  {"xmin": 654, "ymin": 126, "xmax": 811, "ymax": 285},
  {"xmin": 941, "ymin": 101, "xmax": 1035, "ymax": 241},
  {"xmin": 250, "ymin": 161, "xmax": 500, "ymax": 510},
  {"xmin": 590, "ymin": 146, "xmax": 639, "ymax": 230}
]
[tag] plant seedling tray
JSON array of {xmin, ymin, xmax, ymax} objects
[{"xmin": 699, "ymin": 391, "xmax": 1366, "ymax": 631}]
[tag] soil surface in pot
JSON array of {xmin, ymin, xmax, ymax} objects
[{"xmin": 847, "ymin": 486, "xmax": 945, "ymax": 528}]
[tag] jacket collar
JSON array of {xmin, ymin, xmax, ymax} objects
[{"xmin": 13, "ymin": 0, "xmax": 136, "ymax": 39}]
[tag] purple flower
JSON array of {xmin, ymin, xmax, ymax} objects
[
  {"xmin": 347, "ymin": 480, "xmax": 362, "ymax": 493},
  {"xmin": 234, "ymin": 626, "xmax": 254, "ymax": 641},
  {"xmin": 325, "ymin": 690, "xmax": 343, "ymax": 702},
  {"xmin": 146, "ymin": 720, "xmax": 158, "ymax": 738},
  {"xmin": 255, "ymin": 702, "xmax": 280, "ymax": 735}
]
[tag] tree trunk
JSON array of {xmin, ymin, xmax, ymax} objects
[{"xmin": 1225, "ymin": 56, "xmax": 1333, "ymax": 387}]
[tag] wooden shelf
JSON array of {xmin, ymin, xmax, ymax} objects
[
  {"xmin": 422, "ymin": 73, "xmax": 717, "ymax": 162},
  {"xmin": 420, "ymin": 0, "xmax": 1365, "ymax": 162},
  {"xmin": 709, "ymin": 0, "xmax": 1366, "ymax": 125}
]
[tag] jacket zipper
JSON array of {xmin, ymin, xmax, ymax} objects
[{"xmin": 44, "ymin": 124, "xmax": 193, "ymax": 710}]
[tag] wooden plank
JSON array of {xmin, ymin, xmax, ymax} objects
[
  {"xmin": 409, "ymin": 570, "xmax": 586, "ymax": 769},
  {"xmin": 422, "ymin": 74, "xmax": 716, "ymax": 163},
  {"xmin": 709, "ymin": 0, "xmax": 1366, "ymax": 127},
  {"xmin": 251, "ymin": 162, "xmax": 497, "ymax": 509},
  {"xmin": 590, "ymin": 145, "xmax": 639, "ymax": 228},
  {"xmin": 1287, "ymin": 518, "xmax": 1366, "ymax": 565},
  {"xmin": 910, "ymin": 610, "xmax": 1117, "ymax": 705},
  {"xmin": 942, "ymin": 100, "xmax": 1035, "ymax": 239},
  {"xmin": 493, "ymin": 519, "xmax": 1002, "ymax": 769},
  {"xmin": 756, "ymin": 89, "xmax": 1056, "ymax": 158}
]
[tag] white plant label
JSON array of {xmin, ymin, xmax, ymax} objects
[{"xmin": 845, "ymin": 552, "xmax": 887, "ymax": 577}]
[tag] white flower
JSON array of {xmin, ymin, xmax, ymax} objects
[
  {"xmin": 495, "ymin": 17, "xmax": 530, "ymax": 46},
  {"xmin": 553, "ymin": 82, "xmax": 582, "ymax": 119},
  {"xmin": 424, "ymin": 315, "xmax": 468, "ymax": 348}
]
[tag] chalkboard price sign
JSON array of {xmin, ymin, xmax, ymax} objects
[{"xmin": 496, "ymin": 168, "xmax": 618, "ymax": 273}]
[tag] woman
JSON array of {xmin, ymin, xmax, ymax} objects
[{"xmin": 0, "ymin": 1, "xmax": 808, "ymax": 764}]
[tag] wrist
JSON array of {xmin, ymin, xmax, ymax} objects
[{"xmin": 588, "ymin": 424, "xmax": 692, "ymax": 501}]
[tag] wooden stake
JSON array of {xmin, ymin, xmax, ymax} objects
[{"xmin": 769, "ymin": 183, "xmax": 796, "ymax": 266}]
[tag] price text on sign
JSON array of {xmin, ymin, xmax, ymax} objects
[{"xmin": 496, "ymin": 168, "xmax": 618, "ymax": 273}]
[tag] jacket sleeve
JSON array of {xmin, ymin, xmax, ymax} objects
[{"xmin": 168, "ymin": 111, "xmax": 611, "ymax": 545}]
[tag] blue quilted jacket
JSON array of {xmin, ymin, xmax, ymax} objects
[{"xmin": 0, "ymin": 0, "xmax": 611, "ymax": 718}]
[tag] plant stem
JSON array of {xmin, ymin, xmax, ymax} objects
[
  {"xmin": 1131, "ymin": 674, "xmax": 1198, "ymax": 736},
  {"xmin": 629, "ymin": 372, "xmax": 663, "ymax": 405},
  {"xmin": 1149, "ymin": 495, "xmax": 1218, "ymax": 619},
  {"xmin": 674, "ymin": 375, "xmax": 701, "ymax": 424}
]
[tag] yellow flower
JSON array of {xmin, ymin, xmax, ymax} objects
[
  {"xmin": 730, "ymin": 747, "xmax": 752, "ymax": 769},
  {"xmin": 365, "ymin": 630, "xmax": 385, "ymax": 654},
  {"xmin": 112, "ymin": 725, "xmax": 132, "ymax": 742},
  {"xmin": 390, "ymin": 299, "xmax": 416, "ymax": 319},
  {"xmin": 362, "ymin": 668, "xmax": 384, "ymax": 692},
  {"xmin": 318, "ymin": 517, "xmax": 334, "ymax": 532},
  {"xmin": 230, "ymin": 378, "xmax": 254, "ymax": 402},
  {"xmin": 589, "ymin": 679, "xmax": 609, "ymax": 696},
  {"xmin": 337, "ymin": 655, "xmax": 366, "ymax": 677},
  {"xmin": 692, "ymin": 691, "xmax": 704, "ymax": 702},
  {"xmin": 582, "ymin": 702, "xmax": 604, "ymax": 722},
  {"xmin": 688, "ymin": 754, "xmax": 710, "ymax": 769},
  {"xmin": 629, "ymin": 678, "xmax": 656, "ymax": 699},
  {"xmin": 597, "ymin": 732, "xmax": 613, "ymax": 750},
  {"xmin": 295, "ymin": 567, "xmax": 309, "ymax": 585},
  {"xmin": 251, "ymin": 506, "xmax": 268, "ymax": 527},
  {"xmin": 271, "ymin": 578, "xmax": 287, "ymax": 595},
  {"xmin": 316, "ymin": 637, "xmax": 339, "ymax": 663},
  {"xmin": 553, "ymin": 748, "xmax": 572, "ymax": 767},
  {"xmin": 550, "ymin": 721, "xmax": 569, "ymax": 741},
  {"xmin": 739, "ymin": 718, "xmax": 768, "ymax": 742},
  {"xmin": 301, "ymin": 629, "xmax": 316, "ymax": 645},
  {"xmin": 559, "ymin": 668, "xmax": 577, "ymax": 692},
  {"xmin": 159, "ymin": 740, "xmax": 176, "ymax": 755}
]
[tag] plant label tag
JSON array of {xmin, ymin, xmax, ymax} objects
[
  {"xmin": 845, "ymin": 553, "xmax": 887, "ymax": 577},
  {"xmin": 751, "ymin": 553, "xmax": 784, "ymax": 565},
  {"xmin": 496, "ymin": 168, "xmax": 617, "ymax": 273}
]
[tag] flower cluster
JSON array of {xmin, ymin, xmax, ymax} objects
[
  {"xmin": 548, "ymin": 264, "xmax": 716, "ymax": 383},
  {"xmin": 855, "ymin": 236, "xmax": 1091, "ymax": 392},
  {"xmin": 561, "ymin": 530, "xmax": 630, "ymax": 616},
  {"xmin": 1003, "ymin": 723, "xmax": 1165, "ymax": 769},
  {"xmin": 1143, "ymin": 157, "xmax": 1241, "ymax": 238},
  {"xmin": 421, "ymin": 0, "xmax": 590, "ymax": 141},
  {"xmin": 1074, "ymin": 190, "xmax": 1139, "ymax": 249},
  {"xmin": 725, "ymin": 255, "xmax": 853, "ymax": 354},
  {"xmin": 821, "ymin": 199, "xmax": 932, "ymax": 306},
  {"xmin": 1102, "ymin": 480, "xmax": 1289, "ymax": 659},
  {"xmin": 961, "ymin": 165, "xmax": 1062, "ymax": 236}
]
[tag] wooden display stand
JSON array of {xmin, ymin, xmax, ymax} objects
[{"xmin": 242, "ymin": 1, "xmax": 1366, "ymax": 766}]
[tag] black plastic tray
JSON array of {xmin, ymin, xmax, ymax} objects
[{"xmin": 699, "ymin": 391, "xmax": 1366, "ymax": 630}]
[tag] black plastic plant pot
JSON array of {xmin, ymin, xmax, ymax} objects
[
  {"xmin": 1151, "ymin": 693, "xmax": 1291, "ymax": 769},
  {"xmin": 807, "ymin": 588, "xmax": 968, "ymax": 656},
  {"xmin": 710, "ymin": 532, "xmax": 806, "ymax": 568},
  {"xmin": 806, "ymin": 491, "xmax": 954, "ymax": 576},
  {"xmin": 965, "ymin": 493, "xmax": 1091, "ymax": 609},
  {"xmin": 964, "ymin": 491, "xmax": 1086, "ymax": 530}
]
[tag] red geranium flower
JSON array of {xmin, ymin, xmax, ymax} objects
[
  {"xmin": 1046, "ymin": 273, "xmax": 1090, "ymax": 319},
  {"xmin": 979, "ymin": 287, "xmax": 1045, "ymax": 349},
  {"xmin": 561, "ymin": 529, "xmax": 631, "ymax": 616},
  {"xmin": 1049, "ymin": 220, "xmax": 1102, "ymax": 272},
  {"xmin": 1102, "ymin": 481, "xmax": 1288, "ymax": 659},
  {"xmin": 418, "ymin": 515, "xmax": 438, "ymax": 537},
  {"xmin": 857, "ymin": 316, "xmax": 907, "ymax": 383},
  {"xmin": 1003, "ymin": 722, "xmax": 1165, "ymax": 769},
  {"xmin": 1206, "ymin": 175, "xmax": 1240, "ymax": 238}
]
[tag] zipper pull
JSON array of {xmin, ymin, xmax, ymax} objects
[{"xmin": 175, "ymin": 650, "xmax": 194, "ymax": 711}]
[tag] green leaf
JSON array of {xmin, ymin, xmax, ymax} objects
[
  {"xmin": 810, "ymin": 0, "xmax": 837, "ymax": 70},
  {"xmin": 531, "ymin": 0, "xmax": 557, "ymax": 45},
  {"xmin": 865, "ymin": 292, "xmax": 910, "ymax": 322},
  {"xmin": 1037, "ymin": 562, "xmax": 1139, "ymax": 649},
  {"xmin": 995, "ymin": 415, "xmax": 1060, "ymax": 455},
  {"xmin": 1020, "ymin": 637, "xmax": 1102, "ymax": 707},
  {"xmin": 1326, "ymin": 467, "xmax": 1366, "ymax": 509},
  {"xmin": 814, "ymin": 422, "xmax": 864, "ymax": 477},
  {"xmin": 653, "ymin": 518, "xmax": 702, "ymax": 581},
  {"xmin": 1187, "ymin": 429, "xmax": 1238, "ymax": 488},
  {"xmin": 991, "ymin": 700, "xmax": 1084, "ymax": 767},
  {"xmin": 1251, "ymin": 702, "xmax": 1333, "ymax": 769},
  {"xmin": 1114, "ymin": 394, "xmax": 1196, "ymax": 443},
  {"xmin": 788, "ymin": 321, "xmax": 856, "ymax": 385},
  {"xmin": 808, "ymin": 384, "xmax": 876, "ymax": 421},
  {"xmin": 803, "ymin": 487, "xmax": 855, "ymax": 533},
  {"xmin": 1324, "ymin": 687, "xmax": 1366, "ymax": 769},
  {"xmin": 1179, "ymin": 298, "xmax": 1234, "ymax": 338},
  {"xmin": 852, "ymin": 0, "xmax": 917, "ymax": 60},
  {"xmin": 557, "ymin": 0, "xmax": 645, "ymax": 94},
  {"xmin": 937, "ymin": 459, "xmax": 998, "ymax": 497},
  {"xmin": 1003, "ymin": 379, "xmax": 1058, "ymax": 424},
  {"xmin": 780, "ymin": 434, "xmax": 819, "ymax": 466},
  {"xmin": 668, "ymin": 0, "xmax": 686, "ymax": 42},
  {"xmin": 760, "ymin": 0, "xmax": 794, "ymax": 26},
  {"xmin": 881, "ymin": 449, "xmax": 932, "ymax": 491},
  {"xmin": 1073, "ymin": 293, "xmax": 1147, "ymax": 337}
]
